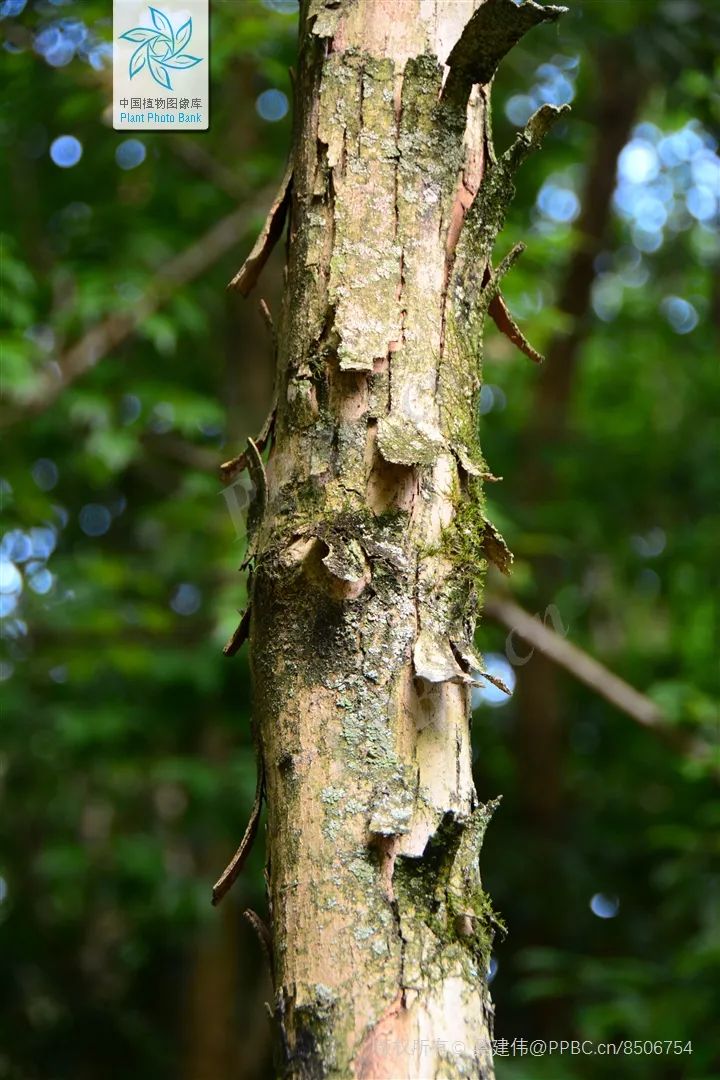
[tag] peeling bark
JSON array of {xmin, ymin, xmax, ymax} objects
[{"xmin": 235, "ymin": 1, "xmax": 566, "ymax": 1075}]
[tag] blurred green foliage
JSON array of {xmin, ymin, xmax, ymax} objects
[{"xmin": 0, "ymin": 1, "xmax": 718, "ymax": 1078}]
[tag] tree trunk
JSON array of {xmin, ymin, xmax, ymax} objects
[{"xmin": 240, "ymin": 1, "xmax": 565, "ymax": 1075}]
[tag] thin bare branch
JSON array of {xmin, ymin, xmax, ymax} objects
[
  {"xmin": 479, "ymin": 242, "xmax": 525, "ymax": 310},
  {"xmin": 488, "ymin": 291, "xmax": 544, "ymax": 364},
  {"xmin": 0, "ymin": 209, "xmax": 245, "ymax": 425},
  {"xmin": 168, "ymin": 134, "xmax": 246, "ymax": 201},
  {"xmin": 480, "ymin": 244, "xmax": 543, "ymax": 363},
  {"xmin": 142, "ymin": 433, "xmax": 220, "ymax": 473},
  {"xmin": 484, "ymin": 595, "xmax": 713, "ymax": 762}
]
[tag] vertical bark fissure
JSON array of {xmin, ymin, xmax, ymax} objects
[{"xmin": 241, "ymin": 1, "xmax": 566, "ymax": 1076}]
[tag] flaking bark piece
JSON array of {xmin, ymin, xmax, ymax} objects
[
  {"xmin": 483, "ymin": 520, "xmax": 513, "ymax": 576},
  {"xmin": 377, "ymin": 414, "xmax": 445, "ymax": 467},
  {"xmin": 453, "ymin": 105, "xmax": 570, "ymax": 324},
  {"xmin": 212, "ymin": 760, "xmax": 264, "ymax": 906},
  {"xmin": 413, "ymin": 629, "xmax": 471, "ymax": 685},
  {"xmin": 452, "ymin": 443, "xmax": 501, "ymax": 482},
  {"xmin": 368, "ymin": 781, "xmax": 414, "ymax": 837},
  {"xmin": 308, "ymin": 0, "xmax": 342, "ymax": 38},
  {"xmin": 223, "ymin": 605, "xmax": 251, "ymax": 657},
  {"xmin": 446, "ymin": 800, "xmax": 503, "ymax": 914},
  {"xmin": 359, "ymin": 534, "xmax": 409, "ymax": 573},
  {"xmin": 259, "ymin": 297, "xmax": 277, "ymax": 349},
  {"xmin": 444, "ymin": 0, "xmax": 567, "ymax": 108},
  {"xmin": 475, "ymin": 668, "xmax": 512, "ymax": 696},
  {"xmin": 452, "ymin": 640, "xmax": 512, "ymax": 696},
  {"xmin": 321, "ymin": 535, "xmax": 368, "ymax": 584},
  {"xmin": 228, "ymin": 161, "xmax": 292, "ymax": 295}
]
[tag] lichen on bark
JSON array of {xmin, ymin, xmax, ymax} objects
[{"xmin": 228, "ymin": 1, "xmax": 568, "ymax": 1076}]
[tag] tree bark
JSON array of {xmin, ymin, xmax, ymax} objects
[{"xmin": 239, "ymin": 1, "xmax": 565, "ymax": 1075}]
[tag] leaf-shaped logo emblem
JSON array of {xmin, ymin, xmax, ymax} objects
[
  {"xmin": 118, "ymin": 6, "xmax": 202, "ymax": 91},
  {"xmin": 175, "ymin": 18, "xmax": 192, "ymax": 52},
  {"xmin": 149, "ymin": 6, "xmax": 174, "ymax": 43}
]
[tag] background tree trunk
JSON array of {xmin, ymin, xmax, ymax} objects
[
  {"xmin": 510, "ymin": 47, "xmax": 644, "ymax": 1034},
  {"xmin": 241, "ymin": 1, "xmax": 565, "ymax": 1075}
]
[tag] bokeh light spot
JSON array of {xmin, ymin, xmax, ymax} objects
[
  {"xmin": 44, "ymin": 38, "xmax": 75, "ymax": 67},
  {"xmin": 0, "ymin": 560, "xmax": 22, "ymax": 595},
  {"xmin": 50, "ymin": 135, "xmax": 82, "ymax": 168},
  {"xmin": 28, "ymin": 567, "xmax": 54, "ymax": 595},
  {"xmin": 505, "ymin": 94, "xmax": 535, "ymax": 126},
  {"xmin": 121, "ymin": 393, "xmax": 142, "ymax": 424},
  {"xmin": 631, "ymin": 226, "xmax": 663, "ymax": 254},
  {"xmin": 479, "ymin": 385, "xmax": 494, "ymax": 416},
  {"xmin": 31, "ymin": 458, "xmax": 59, "ymax": 492},
  {"xmin": 618, "ymin": 140, "xmax": 659, "ymax": 185},
  {"xmin": 0, "ymin": 0, "xmax": 27, "ymax": 16},
  {"xmin": 537, "ymin": 182, "xmax": 580, "ymax": 223},
  {"xmin": 0, "ymin": 594, "xmax": 18, "ymax": 617},
  {"xmin": 686, "ymin": 185, "xmax": 717, "ymax": 222},
  {"xmin": 150, "ymin": 402, "xmax": 175, "ymax": 434},
  {"xmin": 590, "ymin": 893, "xmax": 620, "ymax": 919},
  {"xmin": 1, "ymin": 530, "xmax": 32, "ymax": 563},
  {"xmin": 115, "ymin": 139, "xmax": 146, "ymax": 170},
  {"xmin": 256, "ymin": 89, "xmax": 289, "ymax": 123},
  {"xmin": 30, "ymin": 526, "xmax": 57, "ymax": 559},
  {"xmin": 591, "ymin": 274, "xmax": 623, "ymax": 322},
  {"xmin": 660, "ymin": 295, "xmax": 698, "ymax": 334},
  {"xmin": 170, "ymin": 583, "xmax": 201, "ymax": 616},
  {"xmin": 79, "ymin": 504, "xmax": 111, "ymax": 537},
  {"xmin": 261, "ymin": 0, "xmax": 298, "ymax": 12},
  {"xmin": 631, "ymin": 527, "xmax": 667, "ymax": 558}
]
